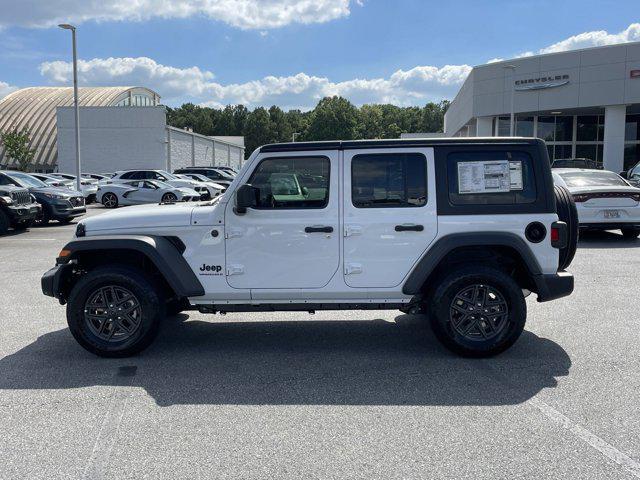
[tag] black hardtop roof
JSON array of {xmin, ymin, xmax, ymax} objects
[{"xmin": 259, "ymin": 137, "xmax": 543, "ymax": 153}]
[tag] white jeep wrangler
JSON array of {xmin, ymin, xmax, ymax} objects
[{"xmin": 42, "ymin": 138, "xmax": 577, "ymax": 358}]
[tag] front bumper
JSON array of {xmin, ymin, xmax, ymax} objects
[
  {"xmin": 6, "ymin": 202, "xmax": 41, "ymax": 222},
  {"xmin": 580, "ymin": 222, "xmax": 640, "ymax": 230},
  {"xmin": 50, "ymin": 201, "xmax": 86, "ymax": 219},
  {"xmin": 533, "ymin": 271, "xmax": 574, "ymax": 302},
  {"xmin": 41, "ymin": 263, "xmax": 73, "ymax": 300}
]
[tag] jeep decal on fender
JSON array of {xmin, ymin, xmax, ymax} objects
[{"xmin": 199, "ymin": 264, "xmax": 223, "ymax": 275}]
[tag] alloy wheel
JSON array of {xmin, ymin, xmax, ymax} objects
[
  {"xmin": 84, "ymin": 285, "xmax": 142, "ymax": 342},
  {"xmin": 449, "ymin": 284, "xmax": 509, "ymax": 341}
]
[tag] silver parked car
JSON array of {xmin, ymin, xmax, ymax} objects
[{"xmin": 98, "ymin": 180, "xmax": 201, "ymax": 208}]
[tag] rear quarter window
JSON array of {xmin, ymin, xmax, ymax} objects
[{"xmin": 447, "ymin": 150, "xmax": 537, "ymax": 206}]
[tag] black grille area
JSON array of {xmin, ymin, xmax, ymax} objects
[
  {"xmin": 11, "ymin": 190, "xmax": 31, "ymax": 206},
  {"xmin": 69, "ymin": 196, "xmax": 85, "ymax": 207}
]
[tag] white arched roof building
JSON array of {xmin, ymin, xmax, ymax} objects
[{"xmin": 0, "ymin": 86, "xmax": 160, "ymax": 169}]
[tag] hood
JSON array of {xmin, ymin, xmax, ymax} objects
[
  {"xmin": 82, "ymin": 202, "xmax": 198, "ymax": 232},
  {"xmin": 31, "ymin": 186, "xmax": 82, "ymax": 197}
]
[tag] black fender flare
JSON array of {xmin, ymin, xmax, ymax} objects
[
  {"xmin": 402, "ymin": 232, "xmax": 542, "ymax": 295},
  {"xmin": 55, "ymin": 235, "xmax": 204, "ymax": 298}
]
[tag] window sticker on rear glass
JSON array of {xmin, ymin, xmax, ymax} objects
[{"xmin": 457, "ymin": 160, "xmax": 523, "ymax": 194}]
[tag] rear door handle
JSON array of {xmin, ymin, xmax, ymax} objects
[
  {"xmin": 395, "ymin": 224, "xmax": 424, "ymax": 232},
  {"xmin": 305, "ymin": 226, "xmax": 334, "ymax": 233}
]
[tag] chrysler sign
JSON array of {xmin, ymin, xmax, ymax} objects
[{"xmin": 515, "ymin": 74, "xmax": 570, "ymax": 91}]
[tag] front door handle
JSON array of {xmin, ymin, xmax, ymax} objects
[
  {"xmin": 395, "ymin": 224, "xmax": 424, "ymax": 232},
  {"xmin": 305, "ymin": 226, "xmax": 334, "ymax": 233}
]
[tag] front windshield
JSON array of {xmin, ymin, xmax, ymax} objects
[
  {"xmin": 559, "ymin": 171, "xmax": 628, "ymax": 187},
  {"xmin": 8, "ymin": 172, "xmax": 48, "ymax": 188},
  {"xmin": 215, "ymin": 169, "xmax": 234, "ymax": 179}
]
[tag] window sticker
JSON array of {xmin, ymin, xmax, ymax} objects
[{"xmin": 457, "ymin": 160, "xmax": 523, "ymax": 194}]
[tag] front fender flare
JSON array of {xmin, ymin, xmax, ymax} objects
[{"xmin": 54, "ymin": 235, "xmax": 204, "ymax": 298}]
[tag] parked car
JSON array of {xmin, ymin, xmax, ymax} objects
[
  {"xmin": 31, "ymin": 173, "xmax": 72, "ymax": 189},
  {"xmin": 214, "ymin": 166, "xmax": 238, "ymax": 176},
  {"xmin": 173, "ymin": 167, "xmax": 234, "ymax": 188},
  {"xmin": 620, "ymin": 162, "xmax": 640, "ymax": 187},
  {"xmin": 0, "ymin": 173, "xmax": 41, "ymax": 234},
  {"xmin": 48, "ymin": 173, "xmax": 99, "ymax": 203},
  {"xmin": 552, "ymin": 168, "xmax": 640, "ymax": 238},
  {"xmin": 110, "ymin": 169, "xmax": 216, "ymax": 200},
  {"xmin": 176, "ymin": 173, "xmax": 227, "ymax": 195},
  {"xmin": 2, "ymin": 171, "xmax": 85, "ymax": 225},
  {"xmin": 43, "ymin": 138, "xmax": 576, "ymax": 358},
  {"xmin": 98, "ymin": 180, "xmax": 201, "ymax": 208},
  {"xmin": 551, "ymin": 158, "xmax": 601, "ymax": 169}
]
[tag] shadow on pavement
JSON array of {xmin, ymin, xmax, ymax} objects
[
  {"xmin": 0, "ymin": 314, "xmax": 571, "ymax": 407},
  {"xmin": 578, "ymin": 229, "xmax": 640, "ymax": 249}
]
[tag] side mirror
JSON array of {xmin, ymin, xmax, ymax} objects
[
  {"xmin": 620, "ymin": 171, "xmax": 628, "ymax": 179},
  {"xmin": 301, "ymin": 186, "xmax": 309, "ymax": 196},
  {"xmin": 235, "ymin": 184, "xmax": 257, "ymax": 214}
]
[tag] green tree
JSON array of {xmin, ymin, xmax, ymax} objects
[
  {"xmin": 1, "ymin": 128, "xmax": 35, "ymax": 171},
  {"xmin": 358, "ymin": 104, "xmax": 384, "ymax": 139},
  {"xmin": 306, "ymin": 96, "xmax": 359, "ymax": 141},
  {"xmin": 243, "ymin": 107, "xmax": 273, "ymax": 155},
  {"xmin": 268, "ymin": 105, "xmax": 293, "ymax": 143}
]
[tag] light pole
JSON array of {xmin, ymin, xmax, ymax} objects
[
  {"xmin": 503, "ymin": 64, "xmax": 516, "ymax": 137},
  {"xmin": 58, "ymin": 24, "xmax": 81, "ymax": 191}
]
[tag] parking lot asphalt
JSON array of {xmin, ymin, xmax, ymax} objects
[{"xmin": 1, "ymin": 205, "xmax": 640, "ymax": 479}]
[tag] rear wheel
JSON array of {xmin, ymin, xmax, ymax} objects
[
  {"xmin": 428, "ymin": 266, "xmax": 526, "ymax": 357},
  {"xmin": 102, "ymin": 192, "xmax": 118, "ymax": 208},
  {"xmin": 621, "ymin": 227, "xmax": 640, "ymax": 239},
  {"xmin": 554, "ymin": 185, "xmax": 578, "ymax": 270},
  {"xmin": 162, "ymin": 192, "xmax": 177, "ymax": 203},
  {"xmin": 66, "ymin": 265, "xmax": 165, "ymax": 357},
  {"xmin": 12, "ymin": 219, "xmax": 34, "ymax": 230}
]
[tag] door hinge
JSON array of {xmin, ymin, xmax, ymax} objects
[
  {"xmin": 344, "ymin": 263, "xmax": 363, "ymax": 275},
  {"xmin": 344, "ymin": 225, "xmax": 363, "ymax": 237},
  {"xmin": 226, "ymin": 264, "xmax": 244, "ymax": 276}
]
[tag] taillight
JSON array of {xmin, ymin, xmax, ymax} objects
[
  {"xmin": 550, "ymin": 221, "xmax": 567, "ymax": 249},
  {"xmin": 573, "ymin": 194, "xmax": 589, "ymax": 202},
  {"xmin": 551, "ymin": 227, "xmax": 560, "ymax": 243}
]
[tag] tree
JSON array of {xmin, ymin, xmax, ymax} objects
[
  {"xmin": 306, "ymin": 96, "xmax": 359, "ymax": 141},
  {"xmin": 268, "ymin": 105, "xmax": 293, "ymax": 143},
  {"xmin": 1, "ymin": 128, "xmax": 35, "ymax": 171},
  {"xmin": 243, "ymin": 107, "xmax": 273, "ymax": 155}
]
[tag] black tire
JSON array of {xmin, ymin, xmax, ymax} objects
[
  {"xmin": 162, "ymin": 192, "xmax": 177, "ymax": 203},
  {"xmin": 58, "ymin": 217, "xmax": 73, "ymax": 225},
  {"xmin": 554, "ymin": 185, "xmax": 578, "ymax": 270},
  {"xmin": 0, "ymin": 210, "xmax": 9, "ymax": 235},
  {"xmin": 36, "ymin": 208, "xmax": 50, "ymax": 225},
  {"xmin": 621, "ymin": 227, "xmax": 640, "ymax": 239},
  {"xmin": 102, "ymin": 192, "xmax": 118, "ymax": 208},
  {"xmin": 66, "ymin": 265, "xmax": 165, "ymax": 357},
  {"xmin": 428, "ymin": 265, "xmax": 526, "ymax": 358},
  {"xmin": 12, "ymin": 219, "xmax": 34, "ymax": 230}
]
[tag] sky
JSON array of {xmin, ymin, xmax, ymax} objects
[{"xmin": 0, "ymin": 0, "xmax": 639, "ymax": 110}]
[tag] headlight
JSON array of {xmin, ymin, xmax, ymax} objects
[
  {"xmin": 42, "ymin": 192, "xmax": 68, "ymax": 200},
  {"xmin": 0, "ymin": 195, "xmax": 13, "ymax": 205},
  {"xmin": 30, "ymin": 194, "xmax": 37, "ymax": 202},
  {"xmin": 75, "ymin": 223, "xmax": 86, "ymax": 237}
]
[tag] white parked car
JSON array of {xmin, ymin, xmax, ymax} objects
[
  {"xmin": 552, "ymin": 168, "xmax": 640, "ymax": 238},
  {"xmin": 48, "ymin": 173, "xmax": 99, "ymax": 203},
  {"xmin": 97, "ymin": 180, "xmax": 201, "ymax": 208},
  {"xmin": 110, "ymin": 169, "xmax": 217, "ymax": 200},
  {"xmin": 31, "ymin": 173, "xmax": 73, "ymax": 189},
  {"xmin": 176, "ymin": 173, "xmax": 227, "ymax": 195}
]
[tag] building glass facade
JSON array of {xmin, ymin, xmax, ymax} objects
[{"xmin": 493, "ymin": 114, "xmax": 640, "ymax": 170}]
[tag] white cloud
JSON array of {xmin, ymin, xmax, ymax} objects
[
  {"xmin": 1, "ymin": 0, "xmax": 354, "ymax": 30},
  {"xmin": 538, "ymin": 23, "xmax": 640, "ymax": 53},
  {"xmin": 33, "ymin": 22, "xmax": 640, "ymax": 109},
  {"xmin": 38, "ymin": 56, "xmax": 470, "ymax": 108},
  {"xmin": 0, "ymin": 81, "xmax": 18, "ymax": 100}
]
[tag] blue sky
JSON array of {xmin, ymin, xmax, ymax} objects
[{"xmin": 0, "ymin": 0, "xmax": 638, "ymax": 109}]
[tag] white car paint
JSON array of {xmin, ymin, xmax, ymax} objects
[
  {"xmin": 110, "ymin": 170, "xmax": 217, "ymax": 199},
  {"xmin": 49, "ymin": 173, "xmax": 99, "ymax": 199},
  {"xmin": 97, "ymin": 180, "xmax": 200, "ymax": 207},
  {"xmin": 175, "ymin": 174, "xmax": 226, "ymax": 196},
  {"xmin": 79, "ymin": 145, "xmax": 561, "ymax": 306},
  {"xmin": 552, "ymin": 169, "xmax": 640, "ymax": 228}
]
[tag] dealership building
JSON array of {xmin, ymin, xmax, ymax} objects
[{"xmin": 444, "ymin": 41, "xmax": 640, "ymax": 172}]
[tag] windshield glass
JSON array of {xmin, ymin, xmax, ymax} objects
[
  {"xmin": 152, "ymin": 180, "xmax": 174, "ymax": 189},
  {"xmin": 8, "ymin": 172, "xmax": 48, "ymax": 188},
  {"xmin": 215, "ymin": 169, "xmax": 234, "ymax": 179},
  {"xmin": 158, "ymin": 170, "xmax": 178, "ymax": 180},
  {"xmin": 559, "ymin": 171, "xmax": 628, "ymax": 187}
]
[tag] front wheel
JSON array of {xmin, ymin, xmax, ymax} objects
[
  {"xmin": 428, "ymin": 266, "xmax": 526, "ymax": 357},
  {"xmin": 621, "ymin": 227, "xmax": 640, "ymax": 239},
  {"xmin": 161, "ymin": 192, "xmax": 177, "ymax": 203},
  {"xmin": 66, "ymin": 265, "xmax": 165, "ymax": 357}
]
